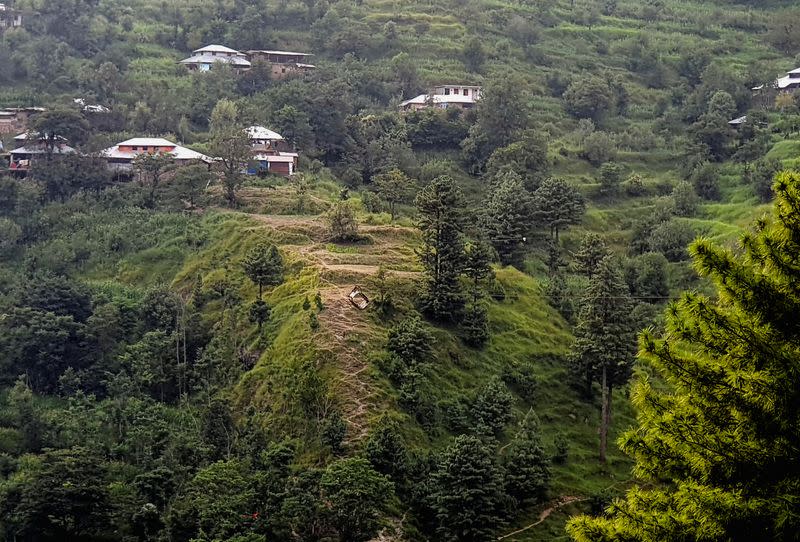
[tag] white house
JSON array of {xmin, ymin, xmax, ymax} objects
[
  {"xmin": 0, "ymin": 3, "xmax": 22, "ymax": 31},
  {"xmin": 180, "ymin": 45, "xmax": 252, "ymax": 72},
  {"xmin": 400, "ymin": 85, "xmax": 482, "ymax": 111},
  {"xmin": 775, "ymin": 68, "xmax": 800, "ymax": 92},
  {"xmin": 245, "ymin": 126, "xmax": 298, "ymax": 176},
  {"xmin": 8, "ymin": 133, "xmax": 75, "ymax": 172},
  {"xmin": 100, "ymin": 137, "xmax": 213, "ymax": 172}
]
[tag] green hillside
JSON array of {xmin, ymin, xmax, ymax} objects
[{"xmin": 1, "ymin": 0, "xmax": 800, "ymax": 540}]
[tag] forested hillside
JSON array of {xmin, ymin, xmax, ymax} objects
[{"xmin": 1, "ymin": 0, "xmax": 800, "ymax": 540}]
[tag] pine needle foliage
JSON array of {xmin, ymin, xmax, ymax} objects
[
  {"xmin": 415, "ymin": 176, "xmax": 466, "ymax": 321},
  {"xmin": 568, "ymin": 171, "xmax": 800, "ymax": 542}
]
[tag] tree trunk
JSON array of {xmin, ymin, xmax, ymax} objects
[{"xmin": 600, "ymin": 364, "xmax": 608, "ymax": 464}]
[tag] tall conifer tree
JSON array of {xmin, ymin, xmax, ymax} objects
[
  {"xmin": 482, "ymin": 170, "xmax": 532, "ymax": 267},
  {"xmin": 569, "ymin": 256, "xmax": 637, "ymax": 462},
  {"xmin": 568, "ymin": 171, "xmax": 800, "ymax": 541},
  {"xmin": 415, "ymin": 176, "xmax": 466, "ymax": 321}
]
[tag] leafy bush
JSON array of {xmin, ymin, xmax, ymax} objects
[
  {"xmin": 501, "ymin": 364, "xmax": 539, "ymax": 403},
  {"xmin": 625, "ymin": 252, "xmax": 670, "ymax": 302},
  {"xmin": 744, "ymin": 158, "xmax": 782, "ymax": 203},
  {"xmin": 325, "ymin": 201, "xmax": 360, "ymax": 242},
  {"xmin": 582, "ymin": 131, "xmax": 617, "ymax": 166},
  {"xmin": 671, "ymin": 180, "xmax": 700, "ymax": 217},
  {"xmin": 690, "ymin": 162, "xmax": 721, "ymax": 200},
  {"xmin": 597, "ymin": 161, "xmax": 625, "ymax": 194},
  {"xmin": 623, "ymin": 173, "xmax": 648, "ymax": 197},
  {"xmin": 648, "ymin": 219, "xmax": 696, "ymax": 262}
]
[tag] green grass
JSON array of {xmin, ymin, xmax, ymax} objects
[{"xmin": 766, "ymin": 139, "xmax": 800, "ymax": 161}]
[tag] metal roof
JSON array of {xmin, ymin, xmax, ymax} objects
[
  {"xmin": 247, "ymin": 50, "xmax": 313, "ymax": 57},
  {"xmin": 193, "ymin": 44, "xmax": 243, "ymax": 55},
  {"xmin": 254, "ymin": 154, "xmax": 296, "ymax": 162},
  {"xmin": 400, "ymin": 93, "xmax": 479, "ymax": 106},
  {"xmin": 776, "ymin": 75, "xmax": 800, "ymax": 89},
  {"xmin": 180, "ymin": 54, "xmax": 252, "ymax": 67},
  {"xmin": 246, "ymin": 126, "xmax": 284, "ymax": 140},
  {"xmin": 116, "ymin": 137, "xmax": 176, "ymax": 147},
  {"xmin": 10, "ymin": 144, "xmax": 75, "ymax": 155},
  {"xmin": 102, "ymin": 139, "xmax": 213, "ymax": 162}
]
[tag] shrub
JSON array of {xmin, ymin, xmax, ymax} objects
[
  {"xmin": 553, "ymin": 433, "xmax": 569, "ymax": 464},
  {"xmin": 648, "ymin": 219, "xmax": 696, "ymax": 262},
  {"xmin": 582, "ymin": 131, "xmax": 617, "ymax": 166},
  {"xmin": 623, "ymin": 173, "xmax": 647, "ymax": 197},
  {"xmin": 625, "ymin": 252, "xmax": 670, "ymax": 302},
  {"xmin": 671, "ymin": 180, "xmax": 700, "ymax": 217},
  {"xmin": 501, "ymin": 364, "xmax": 538, "ymax": 403},
  {"xmin": 325, "ymin": 201, "xmax": 360, "ymax": 242},
  {"xmin": 744, "ymin": 158, "xmax": 782, "ymax": 203},
  {"xmin": 690, "ymin": 162, "xmax": 721, "ymax": 201},
  {"xmin": 597, "ymin": 161, "xmax": 625, "ymax": 194},
  {"xmin": 361, "ymin": 191, "xmax": 386, "ymax": 214},
  {"xmin": 320, "ymin": 411, "xmax": 347, "ymax": 454}
]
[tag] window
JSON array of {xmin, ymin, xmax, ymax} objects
[
  {"xmin": 444, "ymin": 88, "xmax": 450, "ymax": 95},
  {"xmin": 464, "ymin": 88, "xmax": 469, "ymax": 96}
]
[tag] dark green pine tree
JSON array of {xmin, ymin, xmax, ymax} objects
[
  {"xmin": 531, "ymin": 177, "xmax": 586, "ymax": 242},
  {"xmin": 415, "ymin": 176, "xmax": 466, "ymax": 321},
  {"xmin": 573, "ymin": 233, "xmax": 610, "ymax": 277},
  {"xmin": 482, "ymin": 170, "xmax": 532, "ymax": 267},
  {"xmin": 568, "ymin": 171, "xmax": 800, "ymax": 541},
  {"xmin": 242, "ymin": 242, "xmax": 284, "ymax": 298},
  {"xmin": 363, "ymin": 418, "xmax": 408, "ymax": 481},
  {"xmin": 430, "ymin": 434, "xmax": 505, "ymax": 542},
  {"xmin": 461, "ymin": 241, "xmax": 494, "ymax": 347},
  {"xmin": 569, "ymin": 256, "xmax": 637, "ymax": 463},
  {"xmin": 503, "ymin": 414, "xmax": 551, "ymax": 506}
]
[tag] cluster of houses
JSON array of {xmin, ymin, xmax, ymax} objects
[
  {"xmin": 2, "ymin": 122, "xmax": 298, "ymax": 177},
  {"xmin": 1, "ymin": 75, "xmax": 482, "ymax": 178},
  {"xmin": 180, "ymin": 44, "xmax": 316, "ymax": 80}
]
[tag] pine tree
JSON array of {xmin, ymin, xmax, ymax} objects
[
  {"xmin": 461, "ymin": 241, "xmax": 494, "ymax": 346},
  {"xmin": 482, "ymin": 170, "xmax": 532, "ymax": 267},
  {"xmin": 568, "ymin": 171, "xmax": 800, "ymax": 541},
  {"xmin": 574, "ymin": 233, "xmax": 610, "ymax": 277},
  {"xmin": 415, "ymin": 176, "xmax": 466, "ymax": 321},
  {"xmin": 503, "ymin": 414, "xmax": 551, "ymax": 505},
  {"xmin": 430, "ymin": 435, "xmax": 505, "ymax": 541},
  {"xmin": 569, "ymin": 256, "xmax": 636, "ymax": 462},
  {"xmin": 471, "ymin": 377, "xmax": 514, "ymax": 435},
  {"xmin": 531, "ymin": 177, "xmax": 585, "ymax": 241},
  {"xmin": 364, "ymin": 418, "xmax": 408, "ymax": 481},
  {"xmin": 241, "ymin": 243, "xmax": 283, "ymax": 298}
]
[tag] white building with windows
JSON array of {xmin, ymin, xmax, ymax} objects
[
  {"xmin": 180, "ymin": 45, "xmax": 252, "ymax": 72},
  {"xmin": 400, "ymin": 85, "xmax": 482, "ymax": 111}
]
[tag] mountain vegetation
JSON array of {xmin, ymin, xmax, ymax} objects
[{"xmin": 1, "ymin": 0, "xmax": 800, "ymax": 540}]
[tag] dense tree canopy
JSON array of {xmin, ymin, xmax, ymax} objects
[{"xmin": 569, "ymin": 172, "xmax": 800, "ymax": 541}]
